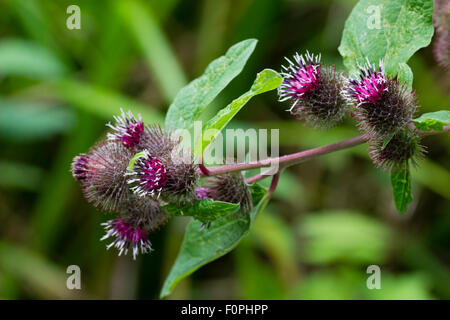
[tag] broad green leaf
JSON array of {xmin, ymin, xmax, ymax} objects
[
  {"xmin": 160, "ymin": 184, "xmax": 267, "ymax": 298},
  {"xmin": 0, "ymin": 39, "xmax": 67, "ymax": 79},
  {"xmin": 412, "ymin": 110, "xmax": 450, "ymax": 131},
  {"xmin": 163, "ymin": 199, "xmax": 239, "ymax": 223},
  {"xmin": 338, "ymin": 0, "xmax": 434, "ymax": 76},
  {"xmin": 165, "ymin": 39, "xmax": 258, "ymax": 130},
  {"xmin": 397, "ymin": 63, "xmax": 413, "ymax": 88},
  {"xmin": 390, "ymin": 165, "xmax": 413, "ymax": 214},
  {"xmin": 194, "ymin": 69, "xmax": 282, "ymax": 156}
]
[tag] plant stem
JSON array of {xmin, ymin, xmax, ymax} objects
[
  {"xmin": 200, "ymin": 125, "xmax": 450, "ymax": 178},
  {"xmin": 266, "ymin": 172, "xmax": 280, "ymax": 198}
]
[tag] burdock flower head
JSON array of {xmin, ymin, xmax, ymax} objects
[
  {"xmin": 101, "ymin": 219, "xmax": 152, "ymax": 260},
  {"xmin": 278, "ymin": 52, "xmax": 348, "ymax": 128},
  {"xmin": 369, "ymin": 128, "xmax": 424, "ymax": 171},
  {"xmin": 126, "ymin": 150, "xmax": 168, "ymax": 198},
  {"xmin": 107, "ymin": 109, "xmax": 145, "ymax": 149},
  {"xmin": 107, "ymin": 109, "xmax": 179, "ymax": 157},
  {"xmin": 346, "ymin": 59, "xmax": 418, "ymax": 139},
  {"xmin": 200, "ymin": 173, "xmax": 253, "ymax": 216},
  {"xmin": 71, "ymin": 141, "xmax": 132, "ymax": 212}
]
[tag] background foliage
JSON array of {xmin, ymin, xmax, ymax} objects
[{"xmin": 0, "ymin": 0, "xmax": 449, "ymax": 299}]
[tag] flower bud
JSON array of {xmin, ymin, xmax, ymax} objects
[
  {"xmin": 101, "ymin": 219, "xmax": 152, "ymax": 260},
  {"xmin": 278, "ymin": 52, "xmax": 348, "ymax": 128},
  {"xmin": 345, "ymin": 60, "xmax": 418, "ymax": 139},
  {"xmin": 202, "ymin": 173, "xmax": 253, "ymax": 216},
  {"xmin": 72, "ymin": 141, "xmax": 132, "ymax": 212},
  {"xmin": 369, "ymin": 128, "xmax": 424, "ymax": 171}
]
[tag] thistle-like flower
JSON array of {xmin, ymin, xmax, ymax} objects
[
  {"xmin": 369, "ymin": 129, "xmax": 424, "ymax": 171},
  {"xmin": 195, "ymin": 187, "xmax": 211, "ymax": 200},
  {"xmin": 72, "ymin": 141, "xmax": 132, "ymax": 212},
  {"xmin": 122, "ymin": 194, "xmax": 170, "ymax": 232},
  {"xmin": 107, "ymin": 109, "xmax": 180, "ymax": 157},
  {"xmin": 107, "ymin": 109, "xmax": 145, "ymax": 149},
  {"xmin": 433, "ymin": 0, "xmax": 450, "ymax": 71},
  {"xmin": 345, "ymin": 60, "xmax": 418, "ymax": 139},
  {"xmin": 127, "ymin": 150, "xmax": 167, "ymax": 198},
  {"xmin": 202, "ymin": 173, "xmax": 253, "ymax": 216},
  {"xmin": 278, "ymin": 52, "xmax": 348, "ymax": 128},
  {"xmin": 101, "ymin": 219, "xmax": 152, "ymax": 260},
  {"xmin": 71, "ymin": 153, "xmax": 91, "ymax": 181}
]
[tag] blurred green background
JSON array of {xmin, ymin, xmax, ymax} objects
[{"xmin": 0, "ymin": 0, "xmax": 449, "ymax": 299}]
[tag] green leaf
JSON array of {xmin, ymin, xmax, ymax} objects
[
  {"xmin": 165, "ymin": 39, "xmax": 258, "ymax": 130},
  {"xmin": 163, "ymin": 199, "xmax": 239, "ymax": 223},
  {"xmin": 338, "ymin": 0, "xmax": 434, "ymax": 76},
  {"xmin": 397, "ymin": 62, "xmax": 413, "ymax": 88},
  {"xmin": 160, "ymin": 184, "xmax": 267, "ymax": 298},
  {"xmin": 0, "ymin": 39, "xmax": 67, "ymax": 79},
  {"xmin": 390, "ymin": 165, "xmax": 413, "ymax": 214},
  {"xmin": 412, "ymin": 110, "xmax": 450, "ymax": 131},
  {"xmin": 194, "ymin": 69, "xmax": 282, "ymax": 156}
]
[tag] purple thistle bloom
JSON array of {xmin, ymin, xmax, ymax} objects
[
  {"xmin": 101, "ymin": 219, "xmax": 152, "ymax": 259},
  {"xmin": 345, "ymin": 59, "xmax": 418, "ymax": 139},
  {"xmin": 127, "ymin": 150, "xmax": 167, "ymax": 198},
  {"xmin": 278, "ymin": 52, "xmax": 321, "ymax": 108},
  {"xmin": 278, "ymin": 52, "xmax": 348, "ymax": 128},
  {"xmin": 107, "ymin": 109, "xmax": 145, "ymax": 149},
  {"xmin": 71, "ymin": 153, "xmax": 91, "ymax": 181},
  {"xmin": 347, "ymin": 59, "xmax": 387, "ymax": 105},
  {"xmin": 195, "ymin": 187, "xmax": 211, "ymax": 200}
]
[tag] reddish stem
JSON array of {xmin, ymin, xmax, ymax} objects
[{"xmin": 200, "ymin": 124, "xmax": 450, "ymax": 178}]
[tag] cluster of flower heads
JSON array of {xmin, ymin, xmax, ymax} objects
[
  {"xmin": 279, "ymin": 52, "xmax": 424, "ymax": 171},
  {"xmin": 72, "ymin": 109, "xmax": 198, "ymax": 259}
]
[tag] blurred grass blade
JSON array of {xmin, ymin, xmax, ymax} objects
[
  {"xmin": 0, "ymin": 242, "xmax": 82, "ymax": 299},
  {"xmin": 165, "ymin": 39, "xmax": 258, "ymax": 130},
  {"xmin": 49, "ymin": 79, "xmax": 164, "ymax": 123},
  {"xmin": 117, "ymin": 0, "xmax": 186, "ymax": 101},
  {"xmin": 411, "ymin": 159, "xmax": 450, "ymax": 199},
  {"xmin": 0, "ymin": 161, "xmax": 43, "ymax": 192},
  {"xmin": 0, "ymin": 98, "xmax": 74, "ymax": 141},
  {"xmin": 0, "ymin": 39, "xmax": 67, "ymax": 79},
  {"xmin": 298, "ymin": 211, "xmax": 392, "ymax": 264}
]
